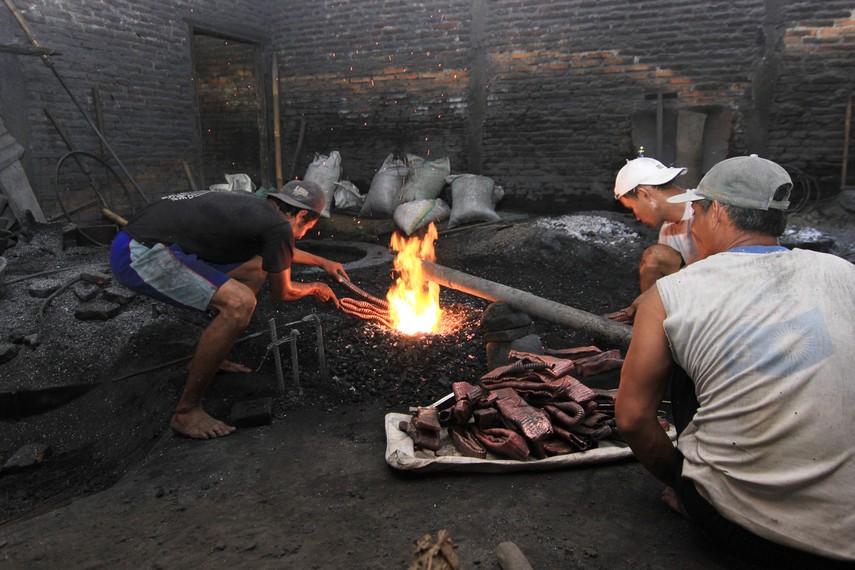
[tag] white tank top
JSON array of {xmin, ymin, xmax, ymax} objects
[
  {"xmin": 657, "ymin": 248, "xmax": 855, "ymax": 560},
  {"xmin": 658, "ymin": 202, "xmax": 700, "ymax": 265}
]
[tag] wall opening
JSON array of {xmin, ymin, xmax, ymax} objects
[{"xmin": 191, "ymin": 30, "xmax": 269, "ymax": 190}]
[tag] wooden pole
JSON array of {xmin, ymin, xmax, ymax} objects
[
  {"xmin": 289, "ymin": 116, "xmax": 306, "ymax": 180},
  {"xmin": 421, "ymin": 260, "xmax": 633, "ymax": 348},
  {"xmin": 272, "ymin": 53, "xmax": 283, "ymax": 191},
  {"xmin": 182, "ymin": 161, "xmax": 198, "ymax": 190}
]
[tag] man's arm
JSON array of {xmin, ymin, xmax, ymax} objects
[
  {"xmin": 615, "ymin": 285, "xmax": 678, "ymax": 487},
  {"xmin": 292, "ymin": 247, "xmax": 349, "ymax": 282},
  {"xmin": 267, "ymin": 267, "xmax": 339, "ymax": 307}
]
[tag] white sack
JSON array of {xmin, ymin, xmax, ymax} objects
[
  {"xmin": 398, "ymin": 155, "xmax": 450, "ymax": 206},
  {"xmin": 392, "ymin": 198, "xmax": 450, "ymax": 236},
  {"xmin": 360, "ymin": 154, "xmax": 408, "ymax": 218},
  {"xmin": 225, "ymin": 173, "xmax": 256, "ymax": 193},
  {"xmin": 446, "ymin": 174, "xmax": 504, "ymax": 229},
  {"xmin": 333, "ymin": 180, "xmax": 365, "ymax": 210},
  {"xmin": 304, "ymin": 151, "xmax": 342, "ymax": 217}
]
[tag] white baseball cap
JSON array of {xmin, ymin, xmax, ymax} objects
[{"xmin": 614, "ymin": 157, "xmax": 687, "ymax": 199}]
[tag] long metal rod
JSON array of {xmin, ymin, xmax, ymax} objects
[
  {"xmin": 302, "ymin": 313, "xmax": 328, "ymax": 382},
  {"xmin": 421, "ymin": 260, "xmax": 633, "ymax": 348},
  {"xmin": 289, "ymin": 329, "xmax": 302, "ymax": 395},
  {"xmin": 3, "ymin": 0, "xmax": 149, "ymax": 204},
  {"xmin": 268, "ymin": 318, "xmax": 285, "ymax": 394}
]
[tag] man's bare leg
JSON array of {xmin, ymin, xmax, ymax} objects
[
  {"xmin": 170, "ymin": 279, "xmax": 256, "ymax": 439},
  {"xmin": 184, "ymin": 259, "xmax": 265, "ymax": 377},
  {"xmin": 661, "ymin": 486, "xmax": 688, "ymax": 517}
]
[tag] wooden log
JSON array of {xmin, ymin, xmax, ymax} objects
[
  {"xmin": 495, "ymin": 541, "xmax": 534, "ymax": 570},
  {"xmin": 272, "ymin": 53, "xmax": 283, "ymax": 191},
  {"xmin": 420, "ymin": 260, "xmax": 632, "ymax": 347}
]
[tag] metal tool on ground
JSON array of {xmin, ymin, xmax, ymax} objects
[
  {"xmin": 260, "ymin": 314, "xmax": 329, "ymax": 395},
  {"xmin": 420, "ymin": 260, "xmax": 633, "ymax": 348}
]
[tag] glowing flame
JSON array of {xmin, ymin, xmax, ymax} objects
[{"xmin": 387, "ymin": 223, "xmax": 443, "ymax": 334}]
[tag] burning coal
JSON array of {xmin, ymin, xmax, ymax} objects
[
  {"xmin": 387, "ymin": 223, "xmax": 443, "ymax": 335},
  {"xmin": 337, "ymin": 223, "xmax": 447, "ymax": 335}
]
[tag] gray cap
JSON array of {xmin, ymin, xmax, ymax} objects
[
  {"xmin": 269, "ymin": 180, "xmax": 329, "ymax": 218},
  {"xmin": 668, "ymin": 155, "xmax": 792, "ymax": 211}
]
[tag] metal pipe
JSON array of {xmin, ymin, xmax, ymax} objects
[
  {"xmin": 302, "ymin": 313, "xmax": 328, "ymax": 382},
  {"xmin": 289, "ymin": 329, "xmax": 302, "ymax": 395},
  {"xmin": 420, "ymin": 260, "xmax": 633, "ymax": 348},
  {"xmin": 268, "ymin": 318, "xmax": 285, "ymax": 394}
]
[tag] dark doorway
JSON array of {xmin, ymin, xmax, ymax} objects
[{"xmin": 191, "ymin": 30, "xmax": 269, "ymax": 190}]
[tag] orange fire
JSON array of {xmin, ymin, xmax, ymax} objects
[{"xmin": 387, "ymin": 223, "xmax": 443, "ymax": 334}]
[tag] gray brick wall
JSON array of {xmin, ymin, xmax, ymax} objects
[
  {"xmin": 0, "ymin": 0, "xmax": 270, "ymax": 215},
  {"xmin": 1, "ymin": 0, "xmax": 853, "ymax": 217}
]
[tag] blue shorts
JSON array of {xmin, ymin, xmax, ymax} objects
[{"xmin": 109, "ymin": 231, "xmax": 243, "ymax": 312}]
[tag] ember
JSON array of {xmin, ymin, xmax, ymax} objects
[{"xmin": 386, "ymin": 223, "xmax": 443, "ymax": 335}]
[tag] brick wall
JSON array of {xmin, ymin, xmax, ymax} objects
[
  {"xmin": 270, "ymin": 0, "xmax": 854, "ymax": 210},
  {"xmin": 770, "ymin": 3, "xmax": 855, "ymax": 191},
  {"xmin": 1, "ymin": 0, "xmax": 853, "ymax": 217},
  {"xmin": 0, "ymin": 0, "xmax": 270, "ymax": 216}
]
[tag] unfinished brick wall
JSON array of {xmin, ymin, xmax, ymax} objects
[
  {"xmin": 0, "ymin": 0, "xmax": 270, "ymax": 216},
  {"xmin": 1, "ymin": 0, "xmax": 853, "ymax": 217},
  {"xmin": 271, "ymin": 0, "xmax": 854, "ymax": 209},
  {"xmin": 770, "ymin": 5, "xmax": 855, "ymax": 191}
]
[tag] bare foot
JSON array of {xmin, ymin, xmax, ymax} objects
[
  {"xmin": 219, "ymin": 360, "xmax": 251, "ymax": 373},
  {"xmin": 661, "ymin": 486, "xmax": 687, "ymax": 517},
  {"xmin": 170, "ymin": 407, "xmax": 236, "ymax": 439}
]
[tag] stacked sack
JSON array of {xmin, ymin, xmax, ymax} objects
[{"xmin": 361, "ymin": 154, "xmax": 504, "ymax": 235}]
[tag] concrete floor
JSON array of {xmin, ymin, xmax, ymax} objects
[{"xmin": 0, "ymin": 403, "xmax": 756, "ymax": 569}]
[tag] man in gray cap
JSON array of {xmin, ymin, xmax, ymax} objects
[
  {"xmin": 110, "ymin": 180, "xmax": 348, "ymax": 439},
  {"xmin": 615, "ymin": 155, "xmax": 855, "ymax": 566},
  {"xmin": 607, "ymin": 156, "xmax": 701, "ymax": 323}
]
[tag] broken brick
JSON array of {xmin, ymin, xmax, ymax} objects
[
  {"xmin": 80, "ymin": 271, "xmax": 112, "ymax": 286},
  {"xmin": 102, "ymin": 286, "xmax": 136, "ymax": 305},
  {"xmin": 229, "ymin": 397, "xmax": 273, "ymax": 428},
  {"xmin": 0, "ymin": 341, "xmax": 18, "ymax": 364},
  {"xmin": 72, "ymin": 280, "xmax": 101, "ymax": 302},
  {"xmin": 27, "ymin": 278, "xmax": 62, "ymax": 298},
  {"xmin": 1, "ymin": 442, "xmax": 51, "ymax": 473},
  {"xmin": 74, "ymin": 300, "xmax": 122, "ymax": 321}
]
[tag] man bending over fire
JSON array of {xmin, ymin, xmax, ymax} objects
[
  {"xmin": 615, "ymin": 156, "xmax": 855, "ymax": 566},
  {"xmin": 109, "ymin": 180, "xmax": 347, "ymax": 439},
  {"xmin": 606, "ymin": 156, "xmax": 700, "ymax": 324}
]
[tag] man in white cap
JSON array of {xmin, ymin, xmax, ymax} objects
[
  {"xmin": 615, "ymin": 155, "xmax": 855, "ymax": 566},
  {"xmin": 607, "ymin": 156, "xmax": 700, "ymax": 323},
  {"xmin": 110, "ymin": 180, "xmax": 348, "ymax": 439}
]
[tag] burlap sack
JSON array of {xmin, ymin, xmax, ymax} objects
[
  {"xmin": 360, "ymin": 154, "xmax": 408, "ymax": 218},
  {"xmin": 398, "ymin": 155, "xmax": 450, "ymax": 206},
  {"xmin": 304, "ymin": 151, "xmax": 342, "ymax": 217},
  {"xmin": 446, "ymin": 174, "xmax": 504, "ymax": 229},
  {"xmin": 333, "ymin": 180, "xmax": 364, "ymax": 210},
  {"xmin": 393, "ymin": 198, "xmax": 450, "ymax": 236}
]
